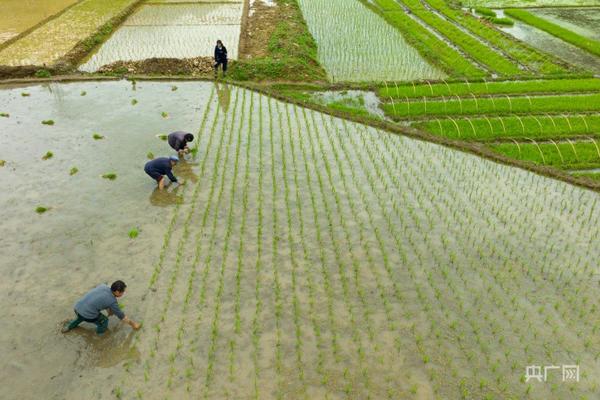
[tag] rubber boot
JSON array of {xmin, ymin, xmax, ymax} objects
[
  {"xmin": 95, "ymin": 314, "xmax": 109, "ymax": 335},
  {"xmin": 63, "ymin": 314, "xmax": 84, "ymax": 332}
]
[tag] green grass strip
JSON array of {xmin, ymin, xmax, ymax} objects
[
  {"xmin": 490, "ymin": 139, "xmax": 600, "ymax": 169},
  {"xmin": 505, "ymin": 9, "xmax": 600, "ymax": 58},
  {"xmin": 379, "ymin": 78, "xmax": 600, "ymax": 99},
  {"xmin": 572, "ymin": 171, "xmax": 600, "ymax": 181},
  {"xmin": 366, "ymin": 0, "xmax": 484, "ymax": 77},
  {"xmin": 394, "ymin": 0, "xmax": 521, "ymax": 75},
  {"xmin": 414, "ymin": 114, "xmax": 600, "ymax": 141},
  {"xmin": 382, "ymin": 93, "xmax": 600, "ymax": 118},
  {"xmin": 425, "ymin": 0, "xmax": 569, "ymax": 75}
]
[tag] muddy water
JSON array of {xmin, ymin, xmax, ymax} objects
[
  {"xmin": 497, "ymin": 9, "xmax": 600, "ymax": 73},
  {"xmin": 2, "ymin": 81, "xmax": 600, "ymax": 400},
  {"xmin": 297, "ymin": 0, "xmax": 446, "ymax": 82},
  {"xmin": 531, "ymin": 7, "xmax": 600, "ymax": 41},
  {"xmin": 79, "ymin": 3, "xmax": 242, "ymax": 72},
  {"xmin": 0, "ymin": 80, "xmax": 211, "ymax": 399},
  {"xmin": 0, "ymin": 0, "xmax": 78, "ymax": 44}
]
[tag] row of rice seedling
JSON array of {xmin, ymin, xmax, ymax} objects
[
  {"xmin": 382, "ymin": 92, "xmax": 600, "ymax": 119},
  {"xmin": 379, "ymin": 77, "xmax": 600, "ymax": 99},
  {"xmin": 0, "ymin": 0, "xmax": 138, "ymax": 66},
  {"xmin": 424, "ymin": 0, "xmax": 570, "ymax": 74},
  {"xmin": 491, "ymin": 139, "xmax": 600, "ymax": 169},
  {"xmin": 506, "ymin": 8, "xmax": 600, "ymax": 57},
  {"xmin": 365, "ymin": 0, "xmax": 485, "ymax": 77},
  {"xmin": 113, "ymin": 85, "xmax": 600, "ymax": 399},
  {"xmin": 414, "ymin": 114, "xmax": 600, "ymax": 141},
  {"xmin": 296, "ymin": 0, "xmax": 445, "ymax": 82},
  {"xmin": 390, "ymin": 0, "xmax": 522, "ymax": 75}
]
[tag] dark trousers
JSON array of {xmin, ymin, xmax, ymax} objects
[
  {"xmin": 214, "ymin": 60, "xmax": 227, "ymax": 74},
  {"xmin": 67, "ymin": 311, "xmax": 109, "ymax": 334}
]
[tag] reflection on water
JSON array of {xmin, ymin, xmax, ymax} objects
[
  {"xmin": 215, "ymin": 82, "xmax": 231, "ymax": 113},
  {"xmin": 175, "ymin": 159, "xmax": 199, "ymax": 183}
]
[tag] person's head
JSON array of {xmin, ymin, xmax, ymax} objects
[
  {"xmin": 184, "ymin": 133, "xmax": 194, "ymax": 143},
  {"xmin": 169, "ymin": 155, "xmax": 179, "ymax": 167},
  {"xmin": 111, "ymin": 280, "xmax": 127, "ymax": 297},
  {"xmin": 216, "ymin": 40, "xmax": 223, "ymax": 48}
]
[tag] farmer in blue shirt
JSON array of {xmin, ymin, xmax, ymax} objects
[
  {"xmin": 62, "ymin": 281, "xmax": 140, "ymax": 335},
  {"xmin": 144, "ymin": 155, "xmax": 184, "ymax": 190},
  {"xmin": 214, "ymin": 39, "xmax": 228, "ymax": 78}
]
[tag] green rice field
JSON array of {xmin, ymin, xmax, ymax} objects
[{"xmin": 1, "ymin": 0, "xmax": 600, "ymax": 399}]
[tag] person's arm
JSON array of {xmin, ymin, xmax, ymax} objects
[
  {"xmin": 109, "ymin": 301, "xmax": 140, "ymax": 329},
  {"xmin": 223, "ymin": 46, "xmax": 228, "ymax": 58},
  {"xmin": 214, "ymin": 46, "xmax": 218, "ymax": 61},
  {"xmin": 122, "ymin": 316, "xmax": 141, "ymax": 330},
  {"xmin": 166, "ymin": 169, "xmax": 178, "ymax": 183}
]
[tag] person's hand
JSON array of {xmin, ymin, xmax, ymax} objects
[{"xmin": 131, "ymin": 321, "xmax": 141, "ymax": 330}]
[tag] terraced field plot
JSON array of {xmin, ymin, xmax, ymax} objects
[
  {"xmin": 3, "ymin": 81, "xmax": 600, "ymax": 399},
  {"xmin": 296, "ymin": 0, "xmax": 446, "ymax": 82},
  {"xmin": 0, "ymin": 0, "xmax": 138, "ymax": 67},
  {"xmin": 531, "ymin": 7, "xmax": 600, "ymax": 41},
  {"xmin": 80, "ymin": 3, "xmax": 242, "ymax": 72},
  {"xmin": 462, "ymin": 0, "xmax": 600, "ymax": 6},
  {"xmin": 378, "ymin": 78, "xmax": 600, "ymax": 178},
  {"xmin": 0, "ymin": 0, "xmax": 78, "ymax": 44}
]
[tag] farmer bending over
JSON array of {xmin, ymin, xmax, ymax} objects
[
  {"xmin": 144, "ymin": 155, "xmax": 184, "ymax": 190},
  {"xmin": 168, "ymin": 131, "xmax": 194, "ymax": 157},
  {"xmin": 62, "ymin": 280, "xmax": 140, "ymax": 335},
  {"xmin": 214, "ymin": 39, "xmax": 228, "ymax": 78}
]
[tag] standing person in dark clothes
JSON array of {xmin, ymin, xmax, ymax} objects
[
  {"xmin": 214, "ymin": 39, "xmax": 228, "ymax": 78},
  {"xmin": 168, "ymin": 131, "xmax": 194, "ymax": 157},
  {"xmin": 62, "ymin": 280, "xmax": 140, "ymax": 335},
  {"xmin": 144, "ymin": 155, "xmax": 184, "ymax": 190}
]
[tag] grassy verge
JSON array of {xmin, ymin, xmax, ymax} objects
[
  {"xmin": 392, "ymin": 0, "xmax": 522, "ymax": 75},
  {"xmin": 414, "ymin": 114, "xmax": 600, "ymax": 141},
  {"xmin": 572, "ymin": 171, "xmax": 600, "ymax": 181},
  {"xmin": 425, "ymin": 0, "xmax": 569, "ymax": 74},
  {"xmin": 228, "ymin": 0, "xmax": 326, "ymax": 82},
  {"xmin": 505, "ymin": 9, "xmax": 600, "ymax": 58},
  {"xmin": 382, "ymin": 93, "xmax": 600, "ymax": 119},
  {"xmin": 490, "ymin": 140, "xmax": 600, "ymax": 169},
  {"xmin": 365, "ymin": 0, "xmax": 484, "ymax": 77},
  {"xmin": 379, "ymin": 77, "xmax": 600, "ymax": 99}
]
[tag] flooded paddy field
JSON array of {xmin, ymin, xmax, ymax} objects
[
  {"xmin": 80, "ymin": 2, "xmax": 243, "ymax": 72},
  {"xmin": 296, "ymin": 0, "xmax": 446, "ymax": 82},
  {"xmin": 2, "ymin": 80, "xmax": 600, "ymax": 399},
  {"xmin": 0, "ymin": 0, "xmax": 78, "ymax": 45},
  {"xmin": 531, "ymin": 7, "xmax": 600, "ymax": 41},
  {"xmin": 0, "ymin": 0, "xmax": 138, "ymax": 67},
  {"xmin": 497, "ymin": 10, "xmax": 600, "ymax": 73},
  {"xmin": 462, "ymin": 0, "xmax": 600, "ymax": 6}
]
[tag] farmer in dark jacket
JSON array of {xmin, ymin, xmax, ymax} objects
[
  {"xmin": 62, "ymin": 280, "xmax": 140, "ymax": 335},
  {"xmin": 168, "ymin": 131, "xmax": 194, "ymax": 157},
  {"xmin": 144, "ymin": 155, "xmax": 183, "ymax": 190},
  {"xmin": 214, "ymin": 39, "xmax": 228, "ymax": 78}
]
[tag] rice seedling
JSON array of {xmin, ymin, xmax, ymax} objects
[
  {"xmin": 161, "ymin": 111, "xmax": 169, "ymax": 119},
  {"xmin": 0, "ymin": 160, "xmax": 5, "ymax": 167},
  {"xmin": 128, "ymin": 228, "xmax": 139, "ymax": 239},
  {"xmin": 131, "ymin": 99, "xmax": 138, "ymax": 105},
  {"xmin": 21, "ymin": 93, "xmax": 30, "ymax": 97},
  {"xmin": 81, "ymin": 91, "xmax": 87, "ymax": 96},
  {"xmin": 92, "ymin": 133, "xmax": 104, "ymax": 140},
  {"xmin": 146, "ymin": 152, "xmax": 154, "ymax": 159},
  {"xmin": 379, "ymin": 78, "xmax": 600, "ymax": 99},
  {"xmin": 35, "ymin": 206, "xmax": 48, "ymax": 214},
  {"xmin": 158, "ymin": 134, "xmax": 167, "ymax": 141},
  {"xmin": 171, "ymin": 86, "xmax": 178, "ymax": 91},
  {"xmin": 297, "ymin": 0, "xmax": 445, "ymax": 81},
  {"xmin": 41, "ymin": 120, "xmax": 54, "ymax": 125},
  {"xmin": 69, "ymin": 167, "xmax": 78, "ymax": 175},
  {"xmin": 0, "ymin": 113, "xmax": 8, "ymax": 118},
  {"xmin": 102, "ymin": 173, "xmax": 117, "ymax": 180},
  {"xmin": 366, "ymin": 0, "xmax": 484, "ymax": 77},
  {"xmin": 383, "ymin": 93, "xmax": 600, "ymax": 119},
  {"xmin": 42, "ymin": 151, "xmax": 53, "ymax": 160}
]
